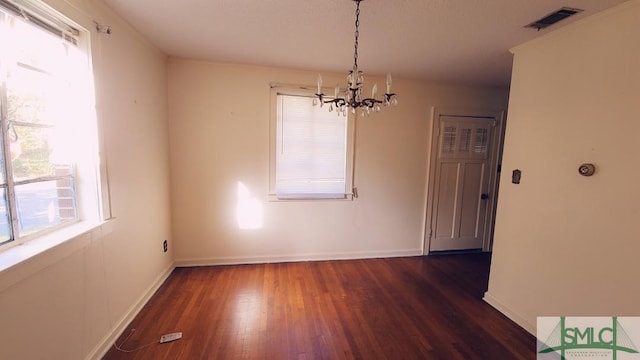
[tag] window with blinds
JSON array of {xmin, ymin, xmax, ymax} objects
[
  {"xmin": 0, "ymin": 0, "xmax": 101, "ymax": 248},
  {"xmin": 271, "ymin": 92, "xmax": 353, "ymax": 200}
]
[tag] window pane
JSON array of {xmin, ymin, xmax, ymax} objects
[
  {"xmin": 6, "ymin": 65, "xmax": 65, "ymax": 125},
  {"xmin": 15, "ymin": 179, "xmax": 76, "ymax": 236},
  {"xmin": 442, "ymin": 126, "xmax": 456, "ymax": 153},
  {"xmin": 474, "ymin": 128, "xmax": 489, "ymax": 155},
  {"xmin": 11, "ymin": 124, "xmax": 73, "ymax": 181},
  {"xmin": 0, "ymin": 188, "xmax": 11, "ymax": 243},
  {"xmin": 460, "ymin": 128, "xmax": 471, "ymax": 152}
]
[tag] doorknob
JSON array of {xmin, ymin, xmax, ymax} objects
[{"xmin": 481, "ymin": 193, "xmax": 489, "ymax": 200}]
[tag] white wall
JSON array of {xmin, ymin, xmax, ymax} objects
[
  {"xmin": 168, "ymin": 60, "xmax": 509, "ymax": 265},
  {"xmin": 485, "ymin": 0, "xmax": 640, "ymax": 334},
  {"xmin": 0, "ymin": 0, "xmax": 172, "ymax": 359}
]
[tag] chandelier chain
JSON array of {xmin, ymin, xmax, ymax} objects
[{"xmin": 353, "ymin": 0, "xmax": 360, "ymax": 71}]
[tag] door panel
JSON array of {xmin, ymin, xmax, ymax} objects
[
  {"xmin": 434, "ymin": 162, "xmax": 460, "ymax": 238},
  {"xmin": 459, "ymin": 162, "xmax": 485, "ymax": 238}
]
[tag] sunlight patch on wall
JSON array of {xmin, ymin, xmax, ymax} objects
[{"xmin": 236, "ymin": 182, "xmax": 263, "ymax": 230}]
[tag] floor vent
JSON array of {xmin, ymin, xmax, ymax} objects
[{"xmin": 525, "ymin": 7, "xmax": 583, "ymax": 30}]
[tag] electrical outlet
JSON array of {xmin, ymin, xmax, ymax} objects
[{"xmin": 163, "ymin": 240, "xmax": 168, "ymax": 253}]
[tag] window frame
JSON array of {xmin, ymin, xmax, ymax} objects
[
  {"xmin": 269, "ymin": 85, "xmax": 355, "ymax": 201},
  {"xmin": 0, "ymin": 0, "xmax": 104, "ymax": 252}
]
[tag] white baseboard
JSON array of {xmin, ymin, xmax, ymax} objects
[
  {"xmin": 86, "ymin": 261, "xmax": 175, "ymax": 360},
  {"xmin": 483, "ymin": 291, "xmax": 536, "ymax": 335},
  {"xmin": 175, "ymin": 249, "xmax": 423, "ymax": 267}
]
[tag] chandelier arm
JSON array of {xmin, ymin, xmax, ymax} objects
[
  {"xmin": 361, "ymin": 98, "xmax": 382, "ymax": 108},
  {"xmin": 322, "ymin": 97, "xmax": 347, "ymax": 107}
]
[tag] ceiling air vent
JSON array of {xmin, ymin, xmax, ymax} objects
[{"xmin": 525, "ymin": 7, "xmax": 583, "ymax": 30}]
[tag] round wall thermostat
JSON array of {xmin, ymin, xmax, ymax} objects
[{"xmin": 578, "ymin": 163, "xmax": 596, "ymax": 176}]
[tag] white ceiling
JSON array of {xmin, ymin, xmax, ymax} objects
[{"xmin": 100, "ymin": 0, "xmax": 629, "ymax": 88}]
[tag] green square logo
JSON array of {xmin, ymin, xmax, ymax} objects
[{"xmin": 537, "ymin": 317, "xmax": 640, "ymax": 359}]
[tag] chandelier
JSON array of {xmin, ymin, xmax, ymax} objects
[{"xmin": 314, "ymin": 0, "xmax": 398, "ymax": 116}]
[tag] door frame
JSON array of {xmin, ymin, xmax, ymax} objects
[{"xmin": 422, "ymin": 107, "xmax": 506, "ymax": 254}]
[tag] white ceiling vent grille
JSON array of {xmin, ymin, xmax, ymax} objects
[{"xmin": 525, "ymin": 7, "xmax": 583, "ymax": 30}]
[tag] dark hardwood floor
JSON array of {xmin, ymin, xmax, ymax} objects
[{"xmin": 103, "ymin": 254, "xmax": 535, "ymax": 359}]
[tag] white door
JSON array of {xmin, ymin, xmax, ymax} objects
[{"xmin": 428, "ymin": 115, "xmax": 498, "ymax": 252}]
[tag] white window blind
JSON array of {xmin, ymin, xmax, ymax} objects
[{"xmin": 275, "ymin": 94, "xmax": 348, "ymax": 199}]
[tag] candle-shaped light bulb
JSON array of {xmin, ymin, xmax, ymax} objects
[
  {"xmin": 372, "ymin": 83, "xmax": 378, "ymax": 98},
  {"xmin": 334, "ymin": 84, "xmax": 339, "ymax": 98},
  {"xmin": 317, "ymin": 74, "xmax": 323, "ymax": 94},
  {"xmin": 386, "ymin": 73, "xmax": 392, "ymax": 93}
]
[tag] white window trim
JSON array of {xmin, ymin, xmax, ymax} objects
[{"xmin": 268, "ymin": 84, "xmax": 355, "ymax": 201}]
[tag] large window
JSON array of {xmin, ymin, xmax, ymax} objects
[
  {"xmin": 270, "ymin": 89, "xmax": 354, "ymax": 200},
  {"xmin": 0, "ymin": 0, "xmax": 100, "ymax": 248}
]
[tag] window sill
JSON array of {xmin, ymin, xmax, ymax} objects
[
  {"xmin": 0, "ymin": 219, "xmax": 114, "ymax": 292},
  {"xmin": 268, "ymin": 193, "xmax": 354, "ymax": 202}
]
